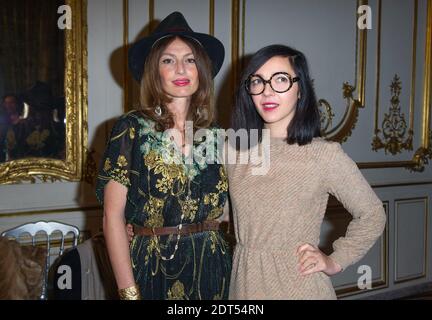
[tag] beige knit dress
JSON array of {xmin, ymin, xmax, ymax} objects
[{"xmin": 226, "ymin": 137, "xmax": 386, "ymax": 300}]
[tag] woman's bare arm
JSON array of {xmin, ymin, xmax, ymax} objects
[{"xmin": 103, "ymin": 180, "xmax": 135, "ymax": 290}]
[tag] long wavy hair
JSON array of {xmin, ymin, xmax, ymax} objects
[
  {"xmin": 139, "ymin": 36, "xmax": 215, "ymax": 132},
  {"xmin": 231, "ymin": 44, "xmax": 321, "ymax": 146}
]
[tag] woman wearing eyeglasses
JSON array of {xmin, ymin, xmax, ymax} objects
[{"xmin": 227, "ymin": 45, "xmax": 386, "ymax": 299}]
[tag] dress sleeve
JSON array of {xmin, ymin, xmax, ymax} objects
[
  {"xmin": 95, "ymin": 115, "xmax": 138, "ymax": 205},
  {"xmin": 325, "ymin": 143, "xmax": 386, "ymax": 271}
]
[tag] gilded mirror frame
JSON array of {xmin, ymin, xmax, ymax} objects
[{"xmin": 0, "ymin": 0, "xmax": 88, "ymax": 184}]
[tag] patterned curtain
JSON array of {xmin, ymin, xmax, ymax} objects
[{"xmin": 0, "ymin": 0, "xmax": 65, "ymax": 98}]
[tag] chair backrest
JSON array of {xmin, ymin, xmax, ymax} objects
[{"xmin": 1, "ymin": 221, "xmax": 80, "ymax": 300}]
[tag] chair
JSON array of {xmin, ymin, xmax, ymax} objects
[
  {"xmin": 1, "ymin": 221, "xmax": 80, "ymax": 300},
  {"xmin": 53, "ymin": 233, "xmax": 118, "ymax": 300}
]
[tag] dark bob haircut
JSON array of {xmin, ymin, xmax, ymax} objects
[{"xmin": 231, "ymin": 44, "xmax": 321, "ymax": 147}]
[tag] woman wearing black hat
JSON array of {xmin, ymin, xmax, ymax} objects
[{"xmin": 96, "ymin": 12, "xmax": 231, "ymax": 300}]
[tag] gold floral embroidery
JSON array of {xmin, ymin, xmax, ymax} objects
[
  {"xmin": 204, "ymin": 193, "xmax": 219, "ymax": 207},
  {"xmin": 179, "ymin": 197, "xmax": 199, "ymax": 222},
  {"xmin": 26, "ymin": 129, "xmax": 50, "ymax": 149},
  {"xmin": 144, "ymin": 150, "xmax": 187, "ymax": 193},
  {"xmin": 167, "ymin": 280, "xmax": 185, "ymax": 300},
  {"xmin": 204, "ymin": 166, "xmax": 228, "ymax": 220},
  {"xmin": 143, "ymin": 196, "xmax": 164, "ymax": 228},
  {"xmin": 104, "ymin": 158, "xmax": 112, "ymax": 172},
  {"xmin": 209, "ymin": 231, "xmax": 218, "ymax": 254},
  {"xmin": 145, "ymin": 151, "xmax": 170, "ymax": 179},
  {"xmin": 143, "ymin": 150, "xmax": 158, "ymax": 168},
  {"xmin": 155, "ymin": 178, "xmax": 172, "ymax": 194},
  {"xmin": 117, "ymin": 155, "xmax": 128, "ymax": 167},
  {"xmin": 207, "ymin": 206, "xmax": 223, "ymax": 221},
  {"xmin": 216, "ymin": 166, "xmax": 228, "ymax": 192},
  {"xmin": 167, "ymin": 165, "xmax": 186, "ymax": 185},
  {"xmin": 129, "ymin": 127, "xmax": 135, "ymax": 139},
  {"xmin": 154, "ymin": 160, "xmax": 172, "ymax": 176},
  {"xmin": 145, "ymin": 236, "xmax": 159, "ymax": 265},
  {"xmin": 102, "ymin": 156, "xmax": 129, "ymax": 186},
  {"xmin": 109, "ymin": 168, "xmax": 130, "ymax": 186}
]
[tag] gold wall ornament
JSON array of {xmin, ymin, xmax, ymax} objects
[
  {"xmin": 0, "ymin": 0, "xmax": 88, "ymax": 184},
  {"xmin": 321, "ymin": 82, "xmax": 365, "ymax": 143},
  {"xmin": 372, "ymin": 74, "xmax": 413, "ymax": 155},
  {"xmin": 319, "ymin": 0, "xmax": 368, "ymax": 143},
  {"xmin": 318, "ymin": 99, "xmax": 335, "ymax": 133},
  {"xmin": 361, "ymin": 0, "xmax": 432, "ymax": 171},
  {"xmin": 412, "ymin": 146, "xmax": 432, "ymax": 172},
  {"xmin": 411, "ymin": 131, "xmax": 432, "ymax": 172}
]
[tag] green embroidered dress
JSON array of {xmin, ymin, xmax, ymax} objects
[{"xmin": 95, "ymin": 111, "xmax": 231, "ymax": 300}]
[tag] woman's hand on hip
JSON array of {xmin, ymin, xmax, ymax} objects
[{"xmin": 296, "ymin": 243, "xmax": 342, "ymax": 276}]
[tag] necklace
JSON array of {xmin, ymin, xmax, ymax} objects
[
  {"xmin": 144, "ymin": 120, "xmax": 193, "ymax": 261},
  {"xmin": 154, "ymin": 176, "xmax": 191, "ymax": 261},
  {"xmin": 169, "ymin": 126, "xmax": 187, "ymax": 150}
]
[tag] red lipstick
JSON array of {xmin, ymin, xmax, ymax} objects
[
  {"xmin": 262, "ymin": 102, "xmax": 279, "ymax": 111},
  {"xmin": 173, "ymin": 78, "xmax": 190, "ymax": 86}
]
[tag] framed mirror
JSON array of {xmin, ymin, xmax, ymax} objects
[{"xmin": 0, "ymin": 0, "xmax": 87, "ymax": 184}]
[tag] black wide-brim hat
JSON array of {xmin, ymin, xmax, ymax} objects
[
  {"xmin": 128, "ymin": 11, "xmax": 225, "ymax": 82},
  {"xmin": 21, "ymin": 81, "xmax": 55, "ymax": 110}
]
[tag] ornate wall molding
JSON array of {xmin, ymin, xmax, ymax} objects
[
  {"xmin": 361, "ymin": 0, "xmax": 432, "ymax": 171},
  {"xmin": 319, "ymin": 0, "xmax": 368, "ymax": 143},
  {"xmin": 372, "ymin": 74, "xmax": 413, "ymax": 155}
]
